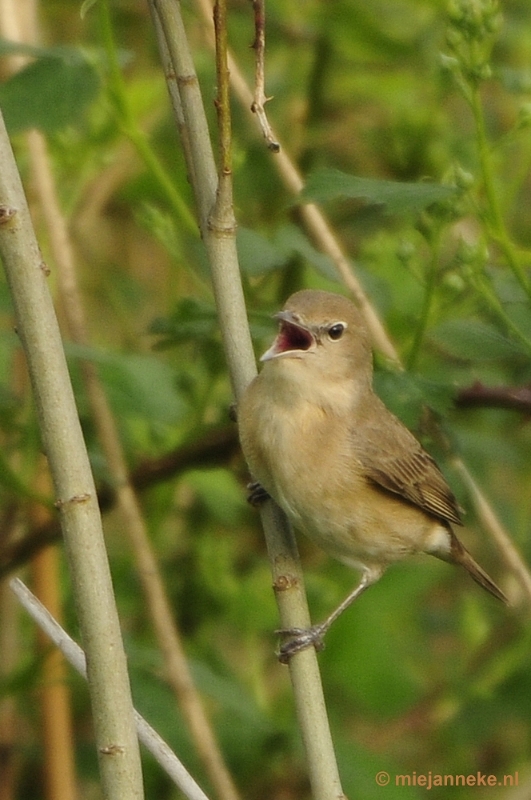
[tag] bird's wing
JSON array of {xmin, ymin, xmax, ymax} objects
[{"xmin": 356, "ymin": 402, "xmax": 463, "ymax": 526}]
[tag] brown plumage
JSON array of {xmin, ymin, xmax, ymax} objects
[{"xmin": 238, "ymin": 290, "xmax": 507, "ymax": 658}]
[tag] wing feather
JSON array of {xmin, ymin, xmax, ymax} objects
[{"xmin": 355, "ymin": 397, "xmax": 463, "ymax": 526}]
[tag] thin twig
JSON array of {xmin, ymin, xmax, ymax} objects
[
  {"xmin": 249, "ymin": 0, "xmax": 279, "ymax": 152},
  {"xmin": 0, "ymin": 110, "xmax": 144, "ymax": 800},
  {"xmin": 214, "ymin": 0, "xmax": 232, "ymax": 175},
  {"xmin": 10, "ymin": 579, "xmax": 212, "ymax": 800},
  {"xmin": 147, "ymin": 3, "xmax": 198, "ymax": 201}
]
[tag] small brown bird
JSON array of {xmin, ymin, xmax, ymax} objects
[{"xmin": 238, "ymin": 290, "xmax": 508, "ymax": 659}]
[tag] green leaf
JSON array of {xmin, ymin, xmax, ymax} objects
[
  {"xmin": 137, "ymin": 204, "xmax": 184, "ymax": 264},
  {"xmin": 236, "ymin": 224, "xmax": 339, "ymax": 280},
  {"xmin": 301, "ymin": 168, "xmax": 457, "ymax": 214},
  {"xmin": 67, "ymin": 344, "xmax": 187, "ymax": 424},
  {"xmin": 374, "ymin": 368, "xmax": 454, "ymax": 429},
  {"xmin": 237, "ymin": 227, "xmax": 289, "ymax": 276},
  {"xmin": 149, "ymin": 297, "xmax": 219, "ymax": 348},
  {"xmin": 0, "ymin": 50, "xmax": 100, "ymax": 133},
  {"xmin": 274, "ymin": 224, "xmax": 338, "ymax": 281},
  {"xmin": 429, "ymin": 319, "xmax": 529, "ymax": 361}
]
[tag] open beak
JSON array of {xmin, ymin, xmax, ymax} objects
[{"xmin": 260, "ymin": 311, "xmax": 316, "ymax": 362}]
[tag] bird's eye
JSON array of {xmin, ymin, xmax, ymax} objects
[{"xmin": 327, "ymin": 323, "xmax": 346, "ymax": 341}]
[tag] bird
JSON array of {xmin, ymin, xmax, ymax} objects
[{"xmin": 238, "ymin": 289, "xmax": 508, "ymax": 660}]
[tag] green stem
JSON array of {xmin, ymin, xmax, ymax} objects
[
  {"xmin": 99, "ymin": 0, "xmax": 197, "ymax": 235},
  {"xmin": 407, "ymin": 238, "xmax": 440, "ymax": 370},
  {"xmin": 470, "ymin": 86, "xmax": 531, "ymax": 300}
]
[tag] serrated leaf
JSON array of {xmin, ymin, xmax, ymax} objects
[
  {"xmin": 374, "ymin": 369, "xmax": 454, "ymax": 428},
  {"xmin": 429, "ymin": 319, "xmax": 529, "ymax": 361},
  {"xmin": 236, "ymin": 224, "xmax": 339, "ymax": 280},
  {"xmin": 237, "ymin": 227, "xmax": 288, "ymax": 276},
  {"xmin": 301, "ymin": 168, "xmax": 457, "ymax": 214},
  {"xmin": 137, "ymin": 204, "xmax": 183, "ymax": 263},
  {"xmin": 0, "ymin": 51, "xmax": 100, "ymax": 133}
]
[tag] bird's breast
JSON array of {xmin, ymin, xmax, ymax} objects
[{"xmin": 240, "ymin": 376, "xmax": 361, "ymax": 533}]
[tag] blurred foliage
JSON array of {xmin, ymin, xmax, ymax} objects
[{"xmin": 0, "ymin": 0, "xmax": 531, "ymax": 798}]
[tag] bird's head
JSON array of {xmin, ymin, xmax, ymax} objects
[{"xmin": 260, "ymin": 290, "xmax": 373, "ymax": 391}]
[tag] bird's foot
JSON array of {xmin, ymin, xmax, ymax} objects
[
  {"xmin": 247, "ymin": 481, "xmax": 270, "ymax": 506},
  {"xmin": 276, "ymin": 625, "xmax": 326, "ymax": 664}
]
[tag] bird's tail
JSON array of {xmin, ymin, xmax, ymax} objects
[{"xmin": 449, "ymin": 531, "xmax": 509, "ymax": 605}]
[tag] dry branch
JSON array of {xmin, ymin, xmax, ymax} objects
[
  {"xmin": 455, "ymin": 381, "xmax": 531, "ymax": 414},
  {"xmin": 249, "ymin": 0, "xmax": 280, "ymax": 151}
]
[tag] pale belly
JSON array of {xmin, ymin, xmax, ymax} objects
[{"xmin": 276, "ymin": 474, "xmax": 444, "ymax": 571}]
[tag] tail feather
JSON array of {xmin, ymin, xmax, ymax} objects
[{"xmin": 449, "ymin": 532, "xmax": 509, "ymax": 605}]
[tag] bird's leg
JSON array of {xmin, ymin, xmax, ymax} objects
[
  {"xmin": 247, "ymin": 481, "xmax": 271, "ymax": 506},
  {"xmin": 277, "ymin": 568, "xmax": 383, "ymax": 663}
]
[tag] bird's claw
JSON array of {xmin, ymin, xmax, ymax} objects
[
  {"xmin": 247, "ymin": 481, "xmax": 270, "ymax": 506},
  {"xmin": 276, "ymin": 625, "xmax": 326, "ymax": 664}
]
